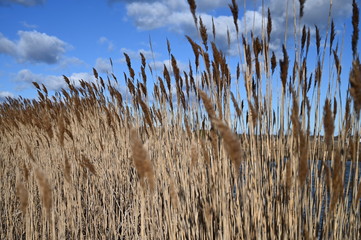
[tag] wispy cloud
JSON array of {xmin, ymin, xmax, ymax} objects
[
  {"xmin": 121, "ymin": 47, "xmax": 156, "ymax": 60},
  {"xmin": 20, "ymin": 21, "xmax": 38, "ymax": 29},
  {"xmin": 98, "ymin": 36, "xmax": 115, "ymax": 52},
  {"xmin": 13, "ymin": 69, "xmax": 96, "ymax": 91},
  {"xmin": 0, "ymin": 0, "xmax": 46, "ymax": 7},
  {"xmin": 0, "ymin": 30, "xmax": 69, "ymax": 64}
]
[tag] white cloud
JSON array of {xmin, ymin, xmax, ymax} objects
[
  {"xmin": 0, "ymin": 91, "xmax": 14, "ymax": 101},
  {"xmin": 0, "ymin": 33, "xmax": 17, "ymax": 55},
  {"xmin": 57, "ymin": 57, "xmax": 85, "ymax": 70},
  {"xmin": 13, "ymin": 69, "xmax": 96, "ymax": 91},
  {"xmin": 126, "ymin": 2, "xmax": 170, "ymax": 30},
  {"xmin": 110, "ymin": 0, "xmax": 228, "ymax": 11},
  {"xmin": 0, "ymin": 30, "xmax": 68, "ymax": 64},
  {"xmin": 120, "ymin": 0, "xmax": 352, "ymax": 56},
  {"xmin": 152, "ymin": 59, "xmax": 187, "ymax": 76},
  {"xmin": 121, "ymin": 47, "xmax": 155, "ymax": 60},
  {"xmin": 0, "ymin": 0, "xmax": 45, "ymax": 6},
  {"xmin": 98, "ymin": 36, "xmax": 115, "ymax": 52},
  {"xmin": 95, "ymin": 57, "xmax": 112, "ymax": 73},
  {"xmin": 256, "ymin": 0, "xmax": 352, "ymax": 42},
  {"xmin": 20, "ymin": 21, "xmax": 38, "ymax": 29}
]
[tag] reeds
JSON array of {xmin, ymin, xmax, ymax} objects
[{"xmin": 0, "ymin": 0, "xmax": 361, "ymax": 239}]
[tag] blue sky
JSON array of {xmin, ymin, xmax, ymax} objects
[{"xmin": 0, "ymin": 0, "xmax": 357, "ymax": 102}]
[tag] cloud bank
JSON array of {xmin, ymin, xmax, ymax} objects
[{"xmin": 119, "ymin": 0, "xmax": 352, "ymax": 55}]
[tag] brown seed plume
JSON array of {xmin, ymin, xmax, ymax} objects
[
  {"xmin": 315, "ymin": 25, "xmax": 321, "ymax": 55},
  {"xmin": 299, "ymin": 0, "xmax": 306, "ymax": 18},
  {"xmin": 267, "ymin": 8, "xmax": 272, "ymax": 41},
  {"xmin": 16, "ymin": 182, "xmax": 28, "ymax": 215},
  {"xmin": 123, "ymin": 52, "xmax": 135, "ymax": 79},
  {"xmin": 64, "ymin": 155, "xmax": 72, "ymax": 183},
  {"xmin": 212, "ymin": 118, "xmax": 242, "ymax": 173},
  {"xmin": 186, "ymin": 36, "xmax": 200, "ymax": 70},
  {"xmin": 199, "ymin": 16, "xmax": 208, "ymax": 51},
  {"xmin": 130, "ymin": 129, "xmax": 155, "ymax": 192},
  {"xmin": 229, "ymin": 0, "xmax": 239, "ymax": 33},
  {"xmin": 230, "ymin": 92, "xmax": 242, "ymax": 118},
  {"xmin": 280, "ymin": 45, "xmax": 289, "ymax": 91},
  {"xmin": 271, "ymin": 51, "xmax": 277, "ymax": 74},
  {"xmin": 301, "ymin": 25, "xmax": 306, "ymax": 52},
  {"xmin": 330, "ymin": 20, "xmax": 336, "ymax": 55},
  {"xmin": 349, "ymin": 58, "xmax": 361, "ymax": 115},
  {"xmin": 352, "ymin": 0, "xmax": 359, "ymax": 58},
  {"xmin": 187, "ymin": 0, "xmax": 197, "ymax": 27},
  {"xmin": 198, "ymin": 89, "xmax": 216, "ymax": 120},
  {"xmin": 323, "ymin": 98, "xmax": 334, "ymax": 149}
]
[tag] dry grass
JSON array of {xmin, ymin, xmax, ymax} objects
[{"xmin": 1, "ymin": 0, "xmax": 361, "ymax": 239}]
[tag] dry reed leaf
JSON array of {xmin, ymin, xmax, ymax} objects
[
  {"xmin": 298, "ymin": 133, "xmax": 308, "ymax": 187},
  {"xmin": 169, "ymin": 177, "xmax": 179, "ymax": 209},
  {"xmin": 330, "ymin": 149, "xmax": 343, "ymax": 213},
  {"xmin": 285, "ymin": 159, "xmax": 292, "ymax": 192},
  {"xmin": 191, "ymin": 143, "xmax": 199, "ymax": 167},
  {"xmin": 23, "ymin": 162, "xmax": 29, "ymax": 182},
  {"xmin": 201, "ymin": 138, "xmax": 210, "ymax": 165},
  {"xmin": 356, "ymin": 182, "xmax": 361, "ymax": 207}
]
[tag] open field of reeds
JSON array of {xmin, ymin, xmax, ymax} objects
[{"xmin": 1, "ymin": 0, "xmax": 361, "ymax": 239}]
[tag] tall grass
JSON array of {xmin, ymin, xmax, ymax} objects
[{"xmin": 1, "ymin": 0, "xmax": 361, "ymax": 239}]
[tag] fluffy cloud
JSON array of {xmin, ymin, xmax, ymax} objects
[
  {"xmin": 0, "ymin": 91, "xmax": 14, "ymax": 101},
  {"xmin": 0, "ymin": 30, "xmax": 68, "ymax": 64},
  {"xmin": 0, "ymin": 0, "xmax": 46, "ymax": 7},
  {"xmin": 14, "ymin": 69, "xmax": 96, "ymax": 91},
  {"xmin": 126, "ymin": 2, "xmax": 171, "ymax": 30},
  {"xmin": 95, "ymin": 57, "xmax": 112, "ymax": 73}
]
